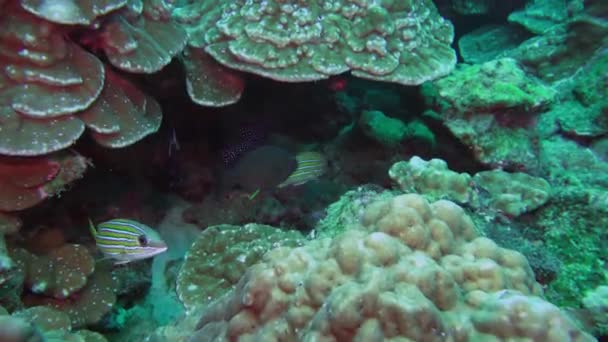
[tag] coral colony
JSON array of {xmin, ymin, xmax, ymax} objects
[{"xmin": 1, "ymin": 0, "xmax": 607, "ymax": 341}]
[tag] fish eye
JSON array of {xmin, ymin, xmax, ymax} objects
[{"xmin": 138, "ymin": 235, "xmax": 148, "ymax": 246}]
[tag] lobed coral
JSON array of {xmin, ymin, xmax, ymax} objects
[
  {"xmin": 0, "ymin": 151, "xmax": 88, "ymax": 212},
  {"xmin": 0, "ymin": 305, "xmax": 108, "ymax": 341},
  {"xmin": 186, "ymin": 194, "xmax": 590, "ymax": 341},
  {"xmin": 389, "ymin": 156, "xmax": 476, "ymax": 205},
  {"xmin": 174, "ymin": 0, "xmax": 457, "ymax": 105},
  {"xmin": 0, "ymin": 0, "xmax": 187, "ymax": 268},
  {"xmin": 0, "ymin": 1, "xmax": 183, "ymax": 157},
  {"xmin": 389, "ymin": 156, "xmax": 551, "ymax": 218},
  {"xmin": 9, "ymin": 243, "xmax": 117, "ymax": 328},
  {"xmin": 473, "ymin": 169, "xmax": 551, "ymax": 217}
]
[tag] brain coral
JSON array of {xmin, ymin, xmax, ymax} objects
[{"xmin": 190, "ymin": 194, "xmax": 592, "ymax": 341}]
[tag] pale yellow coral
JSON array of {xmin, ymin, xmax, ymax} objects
[{"xmin": 190, "ymin": 194, "xmax": 591, "ymax": 341}]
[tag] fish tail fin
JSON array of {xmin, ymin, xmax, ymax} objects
[{"xmin": 88, "ymin": 218, "xmax": 97, "ymax": 241}]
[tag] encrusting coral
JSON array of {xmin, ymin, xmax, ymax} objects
[
  {"xmin": 175, "ymin": 194, "xmax": 591, "ymax": 341},
  {"xmin": 176, "ymin": 224, "xmax": 304, "ymax": 314}
]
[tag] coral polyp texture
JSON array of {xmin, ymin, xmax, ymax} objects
[
  {"xmin": 174, "ymin": 0, "xmax": 456, "ymax": 105},
  {"xmin": 187, "ymin": 194, "xmax": 591, "ymax": 341}
]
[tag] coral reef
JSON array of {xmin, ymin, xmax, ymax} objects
[
  {"xmin": 174, "ymin": 194, "xmax": 590, "ymax": 341},
  {"xmin": 0, "ymin": 0, "xmax": 606, "ymax": 340}
]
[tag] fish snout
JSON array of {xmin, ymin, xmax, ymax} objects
[{"xmin": 149, "ymin": 240, "xmax": 168, "ymax": 252}]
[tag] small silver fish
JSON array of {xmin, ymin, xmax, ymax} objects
[{"xmin": 89, "ymin": 218, "xmax": 167, "ymax": 265}]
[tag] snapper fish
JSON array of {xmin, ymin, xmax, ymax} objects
[
  {"xmin": 88, "ymin": 218, "xmax": 167, "ymax": 265},
  {"xmin": 278, "ymin": 151, "xmax": 327, "ymax": 188}
]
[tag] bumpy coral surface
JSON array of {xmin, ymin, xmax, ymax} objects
[
  {"xmin": 473, "ymin": 169, "xmax": 551, "ymax": 217},
  {"xmin": 389, "ymin": 156, "xmax": 476, "ymax": 205},
  {"xmin": 190, "ymin": 194, "xmax": 591, "ymax": 341},
  {"xmin": 389, "ymin": 156, "xmax": 551, "ymax": 218}
]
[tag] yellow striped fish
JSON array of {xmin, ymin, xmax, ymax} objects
[
  {"xmin": 88, "ymin": 218, "xmax": 167, "ymax": 265},
  {"xmin": 278, "ymin": 151, "xmax": 327, "ymax": 188}
]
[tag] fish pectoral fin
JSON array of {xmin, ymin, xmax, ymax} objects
[
  {"xmin": 248, "ymin": 189, "xmax": 261, "ymax": 200},
  {"xmin": 94, "ymin": 257, "xmax": 115, "ymax": 268}
]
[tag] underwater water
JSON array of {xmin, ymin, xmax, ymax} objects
[{"xmin": 0, "ymin": 0, "xmax": 607, "ymax": 341}]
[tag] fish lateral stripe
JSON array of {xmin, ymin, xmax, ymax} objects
[
  {"xmin": 97, "ymin": 227, "xmax": 141, "ymax": 239},
  {"xmin": 290, "ymin": 167, "xmax": 324, "ymax": 175},
  {"xmin": 285, "ymin": 172, "xmax": 316, "ymax": 180},
  {"xmin": 96, "ymin": 237, "xmax": 140, "ymax": 247},
  {"xmin": 97, "ymin": 244, "xmax": 144, "ymax": 252},
  {"xmin": 99, "ymin": 221, "xmax": 146, "ymax": 235},
  {"xmin": 297, "ymin": 157, "xmax": 325, "ymax": 164},
  {"xmin": 98, "ymin": 224, "xmax": 143, "ymax": 236},
  {"xmin": 294, "ymin": 164, "xmax": 324, "ymax": 171},
  {"xmin": 95, "ymin": 235, "xmax": 137, "ymax": 243},
  {"xmin": 102, "ymin": 218, "xmax": 147, "ymax": 230}
]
